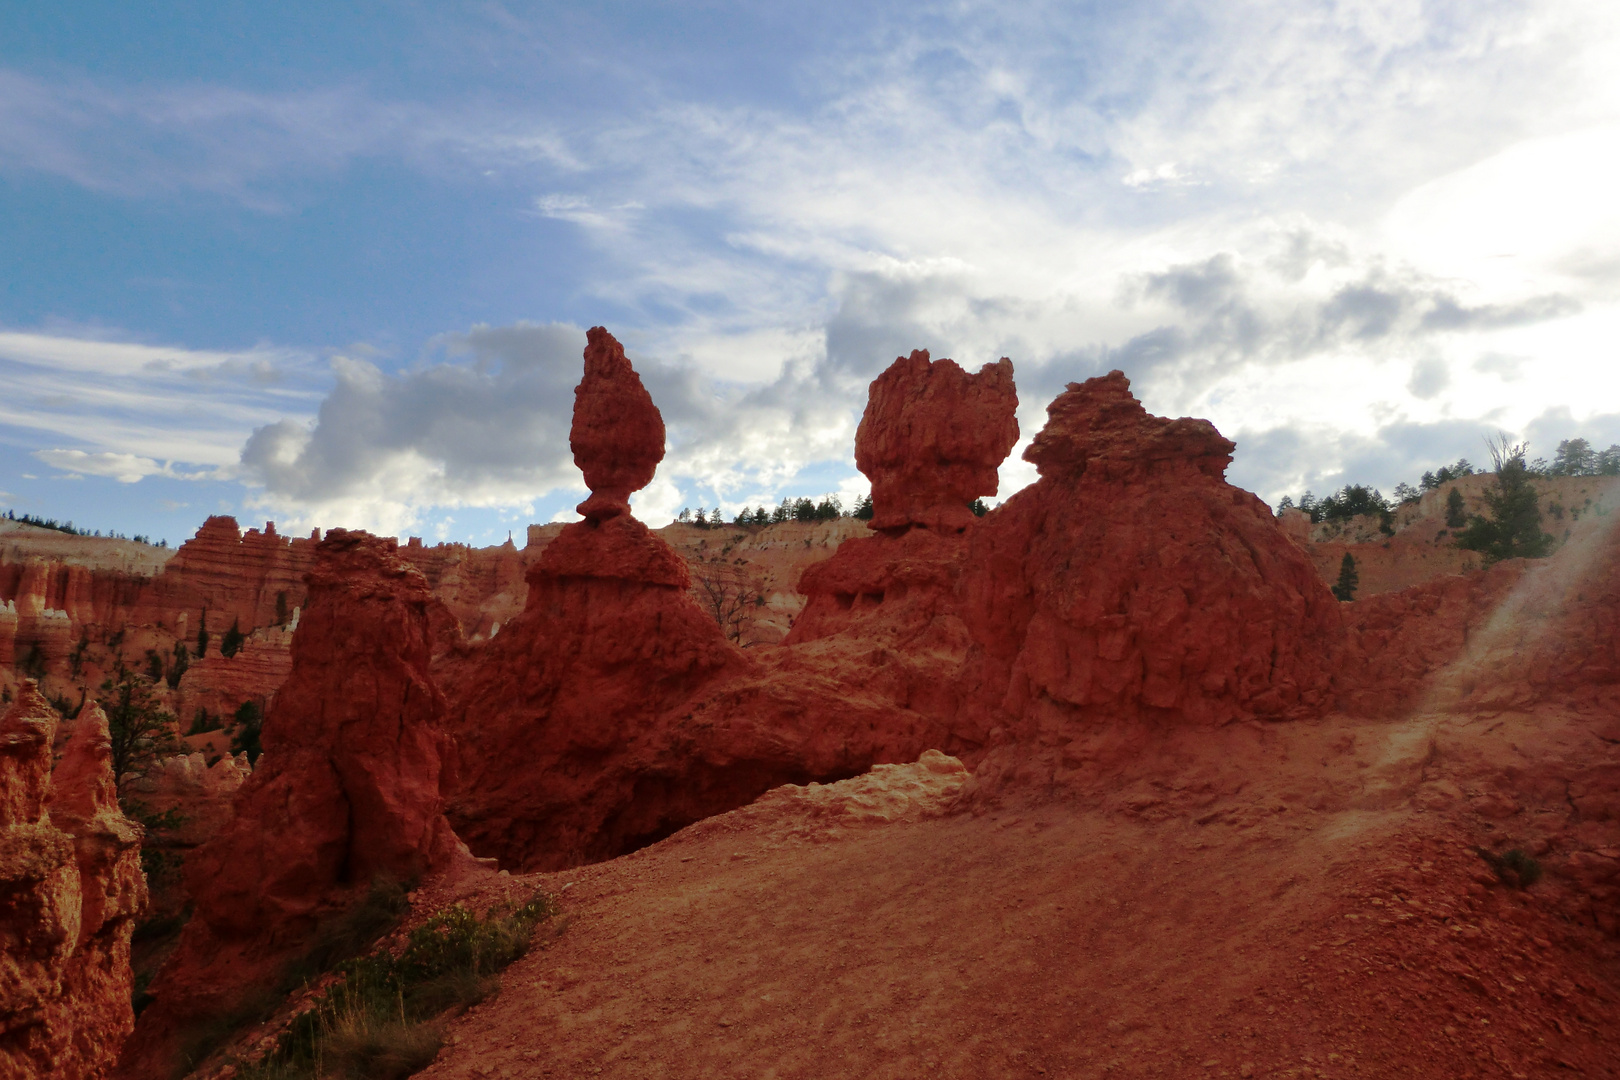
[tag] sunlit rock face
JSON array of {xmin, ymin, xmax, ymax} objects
[
  {"xmin": 118, "ymin": 530, "xmax": 471, "ymax": 1080},
  {"xmin": 0, "ymin": 683, "xmax": 145, "ymax": 1080}
]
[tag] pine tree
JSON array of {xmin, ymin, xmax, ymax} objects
[
  {"xmin": 1331, "ymin": 553, "xmax": 1359, "ymax": 602},
  {"xmin": 221, "ymin": 616, "xmax": 246, "ymax": 658},
  {"xmin": 1444, "ymin": 487, "xmax": 1467, "ymax": 528},
  {"xmin": 100, "ymin": 665, "xmax": 182, "ymax": 790},
  {"xmin": 1457, "ymin": 440, "xmax": 1553, "ymax": 564}
]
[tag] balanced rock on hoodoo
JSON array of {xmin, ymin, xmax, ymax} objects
[
  {"xmin": 442, "ymin": 327, "xmax": 741, "ymax": 869},
  {"xmin": 856, "ymin": 349, "xmax": 1019, "ymax": 534},
  {"xmin": 0, "ymin": 684, "xmax": 145, "ymax": 1080},
  {"xmin": 571, "ymin": 325, "xmax": 667, "ymax": 524},
  {"xmin": 791, "ymin": 350, "xmax": 1018, "ymax": 650}
]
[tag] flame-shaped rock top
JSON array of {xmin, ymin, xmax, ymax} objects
[{"xmin": 571, "ymin": 327, "xmax": 666, "ymax": 522}]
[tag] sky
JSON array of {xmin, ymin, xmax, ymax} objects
[{"xmin": 3, "ymin": 1, "xmax": 1619, "ymax": 546}]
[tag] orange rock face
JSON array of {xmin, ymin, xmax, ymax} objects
[
  {"xmin": 790, "ymin": 365, "xmax": 1342, "ymax": 792},
  {"xmin": 570, "ymin": 326, "xmax": 666, "ymax": 523},
  {"xmin": 856, "ymin": 349, "xmax": 1018, "ymax": 534},
  {"xmin": 120, "ymin": 530, "xmax": 469, "ymax": 1080},
  {"xmin": 961, "ymin": 374, "xmax": 1341, "ymax": 794},
  {"xmin": 0, "ymin": 684, "xmax": 145, "ymax": 1080}
]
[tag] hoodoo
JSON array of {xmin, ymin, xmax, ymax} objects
[
  {"xmin": 855, "ymin": 349, "xmax": 1019, "ymax": 535},
  {"xmin": 442, "ymin": 328, "xmax": 743, "ymax": 869},
  {"xmin": 960, "ymin": 372, "xmax": 1343, "ymax": 792},
  {"xmin": 119, "ymin": 530, "xmax": 470, "ymax": 1080}
]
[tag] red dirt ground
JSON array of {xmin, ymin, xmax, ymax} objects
[{"xmin": 400, "ymin": 710, "xmax": 1620, "ymax": 1080}]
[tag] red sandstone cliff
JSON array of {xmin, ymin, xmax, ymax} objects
[{"xmin": 0, "ymin": 684, "xmax": 145, "ymax": 1080}]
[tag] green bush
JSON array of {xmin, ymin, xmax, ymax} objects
[
  {"xmin": 221, "ymin": 617, "xmax": 246, "ymax": 659},
  {"xmin": 230, "ymin": 700, "xmax": 265, "ymax": 763},
  {"xmin": 1331, "ymin": 552, "xmax": 1359, "ymax": 602},
  {"xmin": 1474, "ymin": 846, "xmax": 1543, "ymax": 889}
]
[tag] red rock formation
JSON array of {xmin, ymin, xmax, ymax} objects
[
  {"xmin": 442, "ymin": 329, "xmax": 742, "ymax": 866},
  {"xmin": 789, "ymin": 363, "xmax": 1344, "ymax": 790},
  {"xmin": 441, "ymin": 329, "xmax": 953, "ymax": 870},
  {"xmin": 173, "ymin": 627, "xmax": 293, "ymax": 724},
  {"xmin": 0, "ymin": 685, "xmax": 145, "ymax": 1080},
  {"xmin": 156, "ymin": 517, "xmax": 315, "ymax": 634},
  {"xmin": 119, "ymin": 530, "xmax": 471, "ymax": 1080},
  {"xmin": 784, "ymin": 351, "xmax": 1019, "ymax": 734},
  {"xmin": 964, "ymin": 373, "xmax": 1340, "ymax": 748},
  {"xmin": 856, "ymin": 349, "xmax": 1018, "ymax": 534},
  {"xmin": 570, "ymin": 326, "xmax": 666, "ymax": 523},
  {"xmin": 0, "ymin": 600, "xmax": 15, "ymax": 668}
]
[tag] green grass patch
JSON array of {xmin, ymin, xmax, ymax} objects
[
  {"xmin": 277, "ymin": 878, "xmax": 412, "ymax": 994},
  {"xmin": 238, "ymin": 892, "xmax": 556, "ymax": 1080},
  {"xmin": 172, "ymin": 879, "xmax": 410, "ymax": 1077}
]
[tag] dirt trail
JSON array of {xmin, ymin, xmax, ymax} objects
[{"xmin": 411, "ymin": 723, "xmax": 1620, "ymax": 1080}]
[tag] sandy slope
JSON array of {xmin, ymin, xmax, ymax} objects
[{"xmin": 407, "ymin": 715, "xmax": 1620, "ymax": 1080}]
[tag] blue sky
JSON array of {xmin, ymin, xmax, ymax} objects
[{"xmin": 3, "ymin": 1, "xmax": 1619, "ymax": 545}]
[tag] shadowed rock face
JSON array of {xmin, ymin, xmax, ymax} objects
[
  {"xmin": 571, "ymin": 326, "xmax": 667, "ymax": 524},
  {"xmin": 1, "ymin": 683, "xmax": 145, "ymax": 1080},
  {"xmin": 119, "ymin": 530, "xmax": 470, "ymax": 1080},
  {"xmin": 960, "ymin": 372, "xmax": 1343, "ymax": 793},
  {"xmin": 855, "ymin": 349, "xmax": 1019, "ymax": 535},
  {"xmin": 440, "ymin": 332, "xmax": 956, "ymax": 871}
]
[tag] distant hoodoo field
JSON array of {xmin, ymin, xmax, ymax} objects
[{"xmin": 3, "ymin": 327, "xmax": 1619, "ymax": 1079}]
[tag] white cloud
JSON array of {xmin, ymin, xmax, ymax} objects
[
  {"xmin": 0, "ymin": 329, "xmax": 323, "ymax": 472},
  {"xmin": 32, "ymin": 450, "xmax": 182, "ymax": 484},
  {"xmin": 6, "ymin": 1, "xmax": 1620, "ymax": 527}
]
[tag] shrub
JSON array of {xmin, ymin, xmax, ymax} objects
[
  {"xmin": 99, "ymin": 665, "xmax": 182, "ymax": 790},
  {"xmin": 1331, "ymin": 552, "xmax": 1359, "ymax": 602},
  {"xmin": 221, "ymin": 617, "xmax": 246, "ymax": 658},
  {"xmin": 1445, "ymin": 487, "xmax": 1467, "ymax": 528},
  {"xmin": 230, "ymin": 700, "xmax": 264, "ymax": 763},
  {"xmin": 1474, "ymin": 846, "xmax": 1542, "ymax": 889},
  {"xmin": 240, "ymin": 893, "xmax": 557, "ymax": 1080},
  {"xmin": 1456, "ymin": 439, "xmax": 1553, "ymax": 564}
]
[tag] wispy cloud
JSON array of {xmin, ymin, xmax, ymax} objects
[{"xmin": 0, "ymin": 329, "xmax": 323, "ymax": 473}]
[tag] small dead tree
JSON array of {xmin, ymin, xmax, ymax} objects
[{"xmin": 693, "ymin": 565, "xmax": 764, "ymax": 645}]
